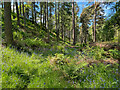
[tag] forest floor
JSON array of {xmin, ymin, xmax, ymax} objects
[{"xmin": 2, "ymin": 41, "xmax": 120, "ymax": 88}]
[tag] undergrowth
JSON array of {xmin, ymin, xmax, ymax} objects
[{"xmin": 2, "ymin": 46, "xmax": 119, "ymax": 88}]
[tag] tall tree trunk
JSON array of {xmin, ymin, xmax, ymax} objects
[
  {"xmin": 24, "ymin": 4, "xmax": 26, "ymax": 26},
  {"xmin": 4, "ymin": 2, "xmax": 13, "ymax": 45},
  {"xmin": 32, "ymin": 2, "xmax": 34, "ymax": 24},
  {"xmin": 81, "ymin": 25, "xmax": 83, "ymax": 44},
  {"xmin": 22, "ymin": 2, "xmax": 26, "ymax": 26},
  {"xmin": 40, "ymin": 3, "xmax": 43, "ymax": 25},
  {"xmin": 16, "ymin": 2, "xmax": 20, "ymax": 25},
  {"xmin": 44, "ymin": 2, "xmax": 46, "ymax": 28},
  {"xmin": 92, "ymin": 23, "xmax": 94, "ymax": 42},
  {"xmin": 47, "ymin": 1, "xmax": 49, "ymax": 42},
  {"xmin": 85, "ymin": 29, "xmax": 87, "ymax": 44},
  {"xmin": 94, "ymin": 1, "xmax": 96, "ymax": 42},
  {"xmin": 43, "ymin": 11, "xmax": 44, "ymax": 26},
  {"xmin": 63, "ymin": 20, "xmax": 65, "ymax": 43},
  {"xmin": 13, "ymin": 2, "xmax": 15, "ymax": 19},
  {"xmin": 47, "ymin": 1, "xmax": 48, "ymax": 28},
  {"xmin": 69, "ymin": 26, "xmax": 71, "ymax": 43},
  {"xmin": 72, "ymin": 1, "xmax": 76, "ymax": 45},
  {"xmin": 22, "ymin": 2, "xmax": 24, "ymax": 17},
  {"xmin": 55, "ymin": 2, "xmax": 57, "ymax": 37},
  {"xmin": 2, "ymin": 2, "xmax": 3, "ymax": 8},
  {"xmin": 34, "ymin": 2, "xmax": 36, "ymax": 23},
  {"xmin": 61, "ymin": 5, "xmax": 63, "ymax": 40},
  {"xmin": 20, "ymin": 2, "xmax": 21, "ymax": 15},
  {"xmin": 61, "ymin": 18, "xmax": 63, "ymax": 40},
  {"xmin": 49, "ymin": 3, "xmax": 52, "ymax": 33},
  {"xmin": 57, "ymin": 2, "xmax": 59, "ymax": 42}
]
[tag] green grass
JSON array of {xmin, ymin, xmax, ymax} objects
[
  {"xmin": 2, "ymin": 47, "xmax": 73, "ymax": 88},
  {"xmin": 2, "ymin": 46, "xmax": 119, "ymax": 88}
]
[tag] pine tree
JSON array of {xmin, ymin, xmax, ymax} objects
[
  {"xmin": 72, "ymin": 1, "xmax": 76, "ymax": 45},
  {"xmin": 4, "ymin": 2, "xmax": 13, "ymax": 45},
  {"xmin": 16, "ymin": 2, "xmax": 20, "ymax": 25}
]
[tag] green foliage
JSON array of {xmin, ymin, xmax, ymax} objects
[
  {"xmin": 50, "ymin": 53, "xmax": 70, "ymax": 67},
  {"xmin": 2, "ymin": 47, "xmax": 73, "ymax": 88},
  {"xmin": 13, "ymin": 31, "xmax": 23, "ymax": 40},
  {"xmin": 108, "ymin": 49, "xmax": 120, "ymax": 59},
  {"xmin": 2, "ymin": 45, "xmax": 119, "ymax": 88},
  {"xmin": 82, "ymin": 45, "xmax": 107, "ymax": 60}
]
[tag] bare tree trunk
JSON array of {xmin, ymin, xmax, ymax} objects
[
  {"xmin": 40, "ymin": 3, "xmax": 43, "ymax": 25},
  {"xmin": 85, "ymin": 29, "xmax": 87, "ymax": 43},
  {"xmin": 55, "ymin": 2, "xmax": 57, "ymax": 30},
  {"xmin": 43, "ymin": 11, "xmax": 44, "ymax": 26},
  {"xmin": 92, "ymin": 23, "xmax": 94, "ymax": 42},
  {"xmin": 47, "ymin": 1, "xmax": 49, "ymax": 42},
  {"xmin": 16, "ymin": 2, "xmax": 20, "ymax": 25},
  {"xmin": 34, "ymin": 2, "xmax": 36, "ymax": 23},
  {"xmin": 2, "ymin": 2, "xmax": 3, "ymax": 8},
  {"xmin": 61, "ymin": 9, "xmax": 63, "ymax": 40},
  {"xmin": 94, "ymin": 1, "xmax": 96, "ymax": 42},
  {"xmin": 69, "ymin": 26, "xmax": 71, "ymax": 43},
  {"xmin": 47, "ymin": 2, "xmax": 48, "ymax": 27},
  {"xmin": 44, "ymin": 2, "xmax": 46, "ymax": 28},
  {"xmin": 4, "ymin": 2, "xmax": 13, "ymax": 45},
  {"xmin": 22, "ymin": 2, "xmax": 26, "ymax": 26},
  {"xmin": 82, "ymin": 24, "xmax": 84, "ymax": 43},
  {"xmin": 55, "ymin": 2, "xmax": 58, "ymax": 41},
  {"xmin": 20, "ymin": 2, "xmax": 21, "ymax": 15},
  {"xmin": 72, "ymin": 1, "xmax": 76, "ymax": 45},
  {"xmin": 50, "ymin": 3, "xmax": 52, "ymax": 33},
  {"xmin": 57, "ymin": 2, "xmax": 59, "ymax": 42},
  {"xmin": 63, "ymin": 21, "xmax": 65, "ymax": 43},
  {"xmin": 22, "ymin": 2, "xmax": 24, "ymax": 16},
  {"xmin": 32, "ymin": 2, "xmax": 34, "ymax": 24}
]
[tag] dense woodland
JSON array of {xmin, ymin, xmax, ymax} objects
[{"xmin": 1, "ymin": 1, "xmax": 120, "ymax": 88}]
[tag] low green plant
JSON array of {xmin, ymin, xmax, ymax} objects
[{"xmin": 108, "ymin": 49, "xmax": 120, "ymax": 59}]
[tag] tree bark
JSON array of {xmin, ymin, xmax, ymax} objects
[
  {"xmin": 20, "ymin": 2, "xmax": 21, "ymax": 15},
  {"xmin": 22, "ymin": 2, "xmax": 26, "ymax": 26},
  {"xmin": 92, "ymin": 23, "xmax": 94, "ymax": 42},
  {"xmin": 49, "ymin": 3, "xmax": 52, "ymax": 34},
  {"xmin": 72, "ymin": 1, "xmax": 76, "ymax": 45},
  {"xmin": 22, "ymin": 2, "xmax": 24, "ymax": 17},
  {"xmin": 61, "ymin": 5, "xmax": 63, "ymax": 40},
  {"xmin": 40, "ymin": 3, "xmax": 43, "ymax": 25},
  {"xmin": 33, "ymin": 2, "xmax": 36, "ymax": 23},
  {"xmin": 16, "ymin": 2, "xmax": 20, "ymax": 25},
  {"xmin": 47, "ymin": 1, "xmax": 49, "ymax": 42},
  {"xmin": 55, "ymin": 2, "xmax": 57, "ymax": 34},
  {"xmin": 50, "ymin": 4, "xmax": 52, "ymax": 18},
  {"xmin": 69, "ymin": 25, "xmax": 71, "ymax": 43},
  {"xmin": 2, "ymin": 2, "xmax": 3, "ymax": 8},
  {"xmin": 47, "ymin": 1, "xmax": 48, "ymax": 28},
  {"xmin": 45, "ymin": 2, "xmax": 46, "ymax": 28},
  {"xmin": 94, "ymin": 1, "xmax": 97, "ymax": 42},
  {"xmin": 57, "ymin": 2, "xmax": 59, "ymax": 42},
  {"xmin": 32, "ymin": 2, "xmax": 34, "ymax": 24},
  {"xmin": 13, "ymin": 2, "xmax": 15, "ymax": 19},
  {"xmin": 4, "ymin": 2, "xmax": 13, "ymax": 45}
]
